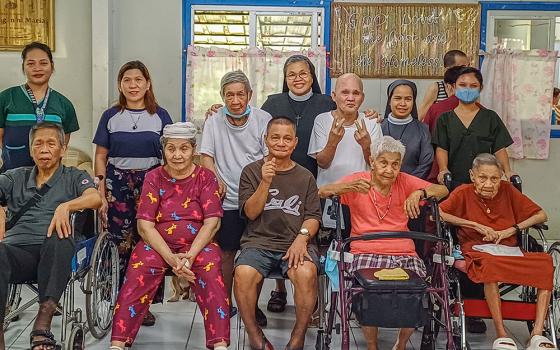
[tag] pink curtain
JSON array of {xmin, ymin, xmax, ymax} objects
[
  {"xmin": 480, "ymin": 49, "xmax": 557, "ymax": 159},
  {"xmin": 185, "ymin": 46, "xmax": 327, "ymax": 122}
]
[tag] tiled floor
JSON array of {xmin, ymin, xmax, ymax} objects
[{"xmin": 4, "ymin": 279, "xmax": 539, "ymax": 349}]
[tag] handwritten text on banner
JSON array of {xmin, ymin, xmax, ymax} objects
[{"xmin": 330, "ymin": 3, "xmax": 480, "ymax": 78}]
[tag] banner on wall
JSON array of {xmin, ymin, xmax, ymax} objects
[
  {"xmin": 330, "ymin": 3, "xmax": 480, "ymax": 78},
  {"xmin": 0, "ymin": 0, "xmax": 54, "ymax": 51}
]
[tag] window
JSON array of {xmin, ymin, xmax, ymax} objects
[
  {"xmin": 486, "ymin": 11, "xmax": 560, "ymax": 86},
  {"xmin": 481, "ymin": 3, "xmax": 560, "ymax": 136},
  {"xmin": 192, "ymin": 6, "xmax": 323, "ymax": 51}
]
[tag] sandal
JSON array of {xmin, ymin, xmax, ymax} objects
[
  {"xmin": 527, "ymin": 335, "xmax": 557, "ymax": 349},
  {"xmin": 142, "ymin": 310, "xmax": 156, "ymax": 326},
  {"xmin": 30, "ymin": 329, "xmax": 61, "ymax": 350},
  {"xmin": 492, "ymin": 337, "xmax": 518, "ymax": 350},
  {"xmin": 267, "ymin": 290, "xmax": 287, "ymax": 313}
]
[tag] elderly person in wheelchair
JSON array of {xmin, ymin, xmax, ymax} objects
[
  {"xmin": 319, "ymin": 135, "xmax": 448, "ymax": 350},
  {"xmin": 439, "ymin": 153, "xmax": 555, "ymax": 350},
  {"xmin": 0, "ymin": 122, "xmax": 102, "ymax": 350}
]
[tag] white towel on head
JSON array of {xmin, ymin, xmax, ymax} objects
[{"xmin": 163, "ymin": 122, "xmax": 198, "ymax": 139}]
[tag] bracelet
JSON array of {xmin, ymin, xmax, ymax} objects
[
  {"xmin": 419, "ymin": 188, "xmax": 428, "ymax": 199},
  {"xmin": 513, "ymin": 224, "xmax": 522, "ymax": 235}
]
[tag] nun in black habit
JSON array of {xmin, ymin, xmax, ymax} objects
[{"xmin": 381, "ymin": 80, "xmax": 434, "ymax": 180}]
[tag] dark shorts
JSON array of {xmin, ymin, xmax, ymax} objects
[
  {"xmin": 215, "ymin": 210, "xmax": 247, "ymax": 252},
  {"xmin": 235, "ymin": 247, "xmax": 319, "ymax": 279}
]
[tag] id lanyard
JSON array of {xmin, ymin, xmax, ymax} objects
[{"xmin": 23, "ymin": 84, "xmax": 51, "ymax": 122}]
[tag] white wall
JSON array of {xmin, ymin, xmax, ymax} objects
[
  {"xmin": 0, "ymin": 0, "xmax": 92, "ymax": 155},
  {"xmin": 108, "ymin": 0, "xmax": 182, "ymax": 121}
]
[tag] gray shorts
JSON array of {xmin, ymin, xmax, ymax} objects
[{"xmin": 235, "ymin": 247, "xmax": 319, "ymax": 278}]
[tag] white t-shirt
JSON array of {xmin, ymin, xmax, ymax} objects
[
  {"xmin": 308, "ymin": 111, "xmax": 382, "ymax": 186},
  {"xmin": 199, "ymin": 106, "xmax": 271, "ymax": 210}
]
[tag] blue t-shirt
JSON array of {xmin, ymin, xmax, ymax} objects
[{"xmin": 93, "ymin": 106, "xmax": 172, "ymax": 170}]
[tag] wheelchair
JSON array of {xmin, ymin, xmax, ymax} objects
[
  {"xmin": 3, "ymin": 209, "xmax": 120, "ymax": 349},
  {"xmin": 318, "ymin": 196, "xmax": 459, "ymax": 350},
  {"xmin": 425, "ymin": 173, "xmax": 560, "ymax": 350}
]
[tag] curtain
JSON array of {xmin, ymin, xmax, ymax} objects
[
  {"xmin": 185, "ymin": 45, "xmax": 327, "ymax": 122},
  {"xmin": 480, "ymin": 49, "xmax": 557, "ymax": 159}
]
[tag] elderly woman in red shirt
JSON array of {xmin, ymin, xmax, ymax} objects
[
  {"xmin": 319, "ymin": 135, "xmax": 448, "ymax": 350},
  {"xmin": 439, "ymin": 153, "xmax": 554, "ymax": 350}
]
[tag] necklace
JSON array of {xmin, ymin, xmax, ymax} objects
[
  {"xmin": 129, "ymin": 111, "xmax": 142, "ymax": 130},
  {"xmin": 286, "ymin": 93, "xmax": 312, "ymax": 128},
  {"xmin": 371, "ymin": 188, "xmax": 393, "ymax": 221},
  {"xmin": 478, "ymin": 197, "xmax": 491, "ymax": 214}
]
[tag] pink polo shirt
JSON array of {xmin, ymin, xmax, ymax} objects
[{"xmin": 339, "ymin": 171, "xmax": 431, "ymax": 255}]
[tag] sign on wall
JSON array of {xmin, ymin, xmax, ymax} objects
[
  {"xmin": 330, "ymin": 3, "xmax": 480, "ymax": 78},
  {"xmin": 0, "ymin": 0, "xmax": 54, "ymax": 51}
]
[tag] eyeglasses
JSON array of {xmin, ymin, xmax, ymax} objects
[{"xmin": 286, "ymin": 71, "xmax": 310, "ymax": 81}]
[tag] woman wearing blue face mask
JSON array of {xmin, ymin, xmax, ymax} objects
[{"xmin": 432, "ymin": 67, "xmax": 515, "ymax": 188}]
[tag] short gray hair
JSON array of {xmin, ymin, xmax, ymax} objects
[
  {"xmin": 370, "ymin": 135, "xmax": 406, "ymax": 160},
  {"xmin": 29, "ymin": 122, "xmax": 65, "ymax": 147},
  {"xmin": 220, "ymin": 70, "xmax": 252, "ymax": 98},
  {"xmin": 472, "ymin": 153, "xmax": 503, "ymax": 173}
]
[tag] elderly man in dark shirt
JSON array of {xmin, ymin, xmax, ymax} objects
[
  {"xmin": 235, "ymin": 117, "xmax": 321, "ymax": 350},
  {"xmin": 0, "ymin": 122, "xmax": 101, "ymax": 350}
]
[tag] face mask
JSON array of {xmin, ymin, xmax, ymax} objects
[
  {"xmin": 223, "ymin": 105, "xmax": 251, "ymax": 119},
  {"xmin": 455, "ymin": 88, "xmax": 480, "ymax": 104},
  {"xmin": 324, "ymin": 250, "xmax": 340, "ymax": 292}
]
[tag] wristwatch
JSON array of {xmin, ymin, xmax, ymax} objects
[{"xmin": 299, "ymin": 228, "xmax": 310, "ymax": 238}]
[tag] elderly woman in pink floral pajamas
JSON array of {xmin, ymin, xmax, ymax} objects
[{"xmin": 110, "ymin": 122, "xmax": 229, "ymax": 350}]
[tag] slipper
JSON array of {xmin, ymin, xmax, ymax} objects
[
  {"xmin": 492, "ymin": 337, "xmax": 518, "ymax": 350},
  {"xmin": 527, "ymin": 335, "xmax": 557, "ymax": 349},
  {"xmin": 30, "ymin": 329, "xmax": 61, "ymax": 350}
]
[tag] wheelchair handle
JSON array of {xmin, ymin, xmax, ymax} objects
[
  {"xmin": 443, "ymin": 172, "xmax": 452, "ymax": 190},
  {"xmin": 510, "ymin": 175, "xmax": 522, "ymax": 193},
  {"xmin": 342, "ymin": 231, "xmax": 447, "ymax": 251}
]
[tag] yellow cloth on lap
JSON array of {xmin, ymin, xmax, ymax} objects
[{"xmin": 374, "ymin": 268, "xmax": 409, "ymax": 280}]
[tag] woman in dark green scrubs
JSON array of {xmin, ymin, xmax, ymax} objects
[
  {"xmin": 432, "ymin": 67, "xmax": 515, "ymax": 188},
  {"xmin": 432, "ymin": 67, "xmax": 516, "ymax": 334}
]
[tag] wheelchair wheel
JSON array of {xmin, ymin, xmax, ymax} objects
[
  {"xmin": 66, "ymin": 325, "xmax": 85, "ymax": 350},
  {"xmin": 3, "ymin": 284, "xmax": 22, "ymax": 331},
  {"xmin": 85, "ymin": 231, "xmax": 119, "ymax": 339},
  {"xmin": 544, "ymin": 242, "xmax": 560, "ymax": 342}
]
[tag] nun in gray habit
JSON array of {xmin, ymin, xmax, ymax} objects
[{"xmin": 381, "ymin": 80, "xmax": 434, "ymax": 179}]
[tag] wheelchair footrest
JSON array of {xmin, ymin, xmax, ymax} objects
[{"xmin": 455, "ymin": 299, "xmax": 536, "ymax": 321}]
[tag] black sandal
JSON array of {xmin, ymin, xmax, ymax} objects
[
  {"xmin": 267, "ymin": 290, "xmax": 287, "ymax": 313},
  {"xmin": 30, "ymin": 329, "xmax": 61, "ymax": 350}
]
